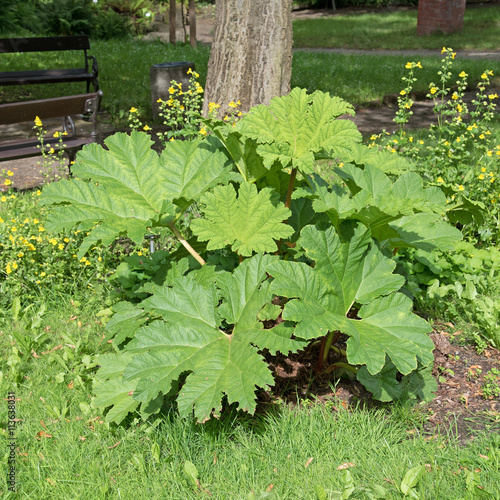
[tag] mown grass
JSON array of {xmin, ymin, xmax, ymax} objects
[{"xmin": 293, "ymin": 6, "xmax": 500, "ymax": 50}]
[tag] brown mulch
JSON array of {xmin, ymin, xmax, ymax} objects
[{"xmin": 259, "ymin": 324, "xmax": 500, "ymax": 445}]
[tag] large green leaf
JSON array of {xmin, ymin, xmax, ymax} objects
[
  {"xmin": 237, "ymin": 88, "xmax": 362, "ymax": 173},
  {"xmin": 297, "ymin": 166, "xmax": 461, "ymax": 250},
  {"xmin": 40, "ymin": 132, "xmax": 231, "ymax": 257},
  {"xmin": 191, "ymin": 182, "xmax": 293, "ymax": 256},
  {"xmin": 94, "ymin": 255, "xmax": 303, "ymax": 423},
  {"xmin": 267, "ymin": 224, "xmax": 433, "ymax": 376}
]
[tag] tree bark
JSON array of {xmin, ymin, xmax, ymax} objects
[
  {"xmin": 169, "ymin": 0, "xmax": 176, "ymax": 45},
  {"xmin": 202, "ymin": 0, "xmax": 293, "ymax": 117},
  {"xmin": 189, "ymin": 0, "xmax": 197, "ymax": 48}
]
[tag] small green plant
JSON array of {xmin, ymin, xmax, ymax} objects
[{"xmin": 482, "ymin": 368, "xmax": 500, "ymax": 399}]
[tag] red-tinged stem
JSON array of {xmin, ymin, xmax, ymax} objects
[{"xmin": 285, "ymin": 168, "xmax": 298, "ymax": 209}]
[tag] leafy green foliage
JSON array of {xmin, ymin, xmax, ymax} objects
[
  {"xmin": 39, "ymin": 88, "xmax": 462, "ymax": 422},
  {"xmin": 191, "ymin": 182, "xmax": 293, "ymax": 256},
  {"xmin": 237, "ymin": 88, "xmax": 361, "ymax": 172}
]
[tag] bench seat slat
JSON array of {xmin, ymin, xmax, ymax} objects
[
  {"xmin": 0, "ymin": 138, "xmax": 91, "ymax": 161},
  {"xmin": 0, "ymin": 36, "xmax": 91, "ymax": 53},
  {"xmin": 0, "ymin": 93, "xmax": 99, "ymax": 125},
  {"xmin": 0, "ymin": 69, "xmax": 94, "ymax": 86}
]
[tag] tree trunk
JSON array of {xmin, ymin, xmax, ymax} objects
[
  {"xmin": 202, "ymin": 0, "xmax": 293, "ymax": 117},
  {"xmin": 169, "ymin": 0, "xmax": 176, "ymax": 45},
  {"xmin": 189, "ymin": 0, "xmax": 197, "ymax": 48}
]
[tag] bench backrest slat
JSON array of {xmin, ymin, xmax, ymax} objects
[
  {"xmin": 0, "ymin": 93, "xmax": 98, "ymax": 125},
  {"xmin": 0, "ymin": 36, "xmax": 91, "ymax": 53}
]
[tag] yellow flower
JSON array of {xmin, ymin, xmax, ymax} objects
[
  {"xmin": 143, "ymin": 125, "xmax": 151, "ymax": 131},
  {"xmin": 129, "ymin": 107, "xmax": 138, "ymax": 113},
  {"xmin": 53, "ymin": 131, "xmax": 60, "ymax": 138},
  {"xmin": 458, "ymin": 185, "xmax": 464, "ymax": 191},
  {"xmin": 400, "ymin": 90, "xmax": 406, "ymax": 96},
  {"xmin": 488, "ymin": 93, "xmax": 498, "ymax": 100},
  {"xmin": 40, "ymin": 272, "xmax": 46, "ymax": 277},
  {"xmin": 479, "ymin": 174, "xmax": 485, "ymax": 180},
  {"xmin": 479, "ymin": 134, "xmax": 485, "ymax": 140},
  {"xmin": 33, "ymin": 218, "xmax": 39, "ymax": 224},
  {"xmin": 1, "ymin": 196, "xmax": 6, "ymax": 202},
  {"xmin": 38, "ymin": 226, "xmax": 45, "ymax": 232},
  {"xmin": 441, "ymin": 47, "xmax": 447, "ymax": 54},
  {"xmin": 228, "ymin": 101, "xmax": 237, "ymax": 108},
  {"xmin": 34, "ymin": 116, "xmax": 42, "ymax": 127},
  {"xmin": 452, "ymin": 53, "xmax": 456, "ymax": 59},
  {"xmin": 4, "ymin": 179, "xmax": 12, "ymax": 186},
  {"xmin": 168, "ymin": 86, "xmax": 175, "ymax": 94},
  {"xmin": 208, "ymin": 102, "xmax": 220, "ymax": 113},
  {"xmin": 430, "ymin": 87, "xmax": 437, "ymax": 95},
  {"xmin": 437, "ymin": 177, "xmax": 444, "ymax": 183},
  {"xmin": 459, "ymin": 71, "xmax": 467, "ymax": 78},
  {"xmin": 456, "ymin": 105, "xmax": 463, "ymax": 113},
  {"xmin": 36, "ymin": 190, "xmax": 41, "ymax": 196},
  {"xmin": 487, "ymin": 151, "xmax": 493, "ymax": 157},
  {"xmin": 49, "ymin": 148, "xmax": 55, "ymax": 154},
  {"xmin": 17, "ymin": 252, "xmax": 24, "ymax": 258},
  {"xmin": 7, "ymin": 170, "xmax": 13, "ymax": 176},
  {"xmin": 6, "ymin": 264, "xmax": 12, "ymax": 274},
  {"xmin": 452, "ymin": 93, "xmax": 458, "ymax": 100},
  {"xmin": 199, "ymin": 128, "xmax": 207, "ymax": 136},
  {"xmin": 0, "ymin": 217, "xmax": 3, "ymax": 223},
  {"xmin": 187, "ymin": 68, "xmax": 193, "ymax": 74},
  {"xmin": 481, "ymin": 73, "xmax": 488, "ymax": 80},
  {"xmin": 405, "ymin": 62, "xmax": 412, "ymax": 69},
  {"xmin": 12, "ymin": 262, "xmax": 18, "ymax": 270},
  {"xmin": 157, "ymin": 98, "xmax": 163, "ymax": 104},
  {"xmin": 64, "ymin": 237, "xmax": 69, "ymax": 243}
]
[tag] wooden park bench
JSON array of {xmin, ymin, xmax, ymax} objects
[
  {"xmin": 0, "ymin": 36, "xmax": 99, "ymax": 92},
  {"xmin": 0, "ymin": 91, "xmax": 103, "ymax": 166}
]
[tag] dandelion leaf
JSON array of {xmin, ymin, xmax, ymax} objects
[{"xmin": 191, "ymin": 182, "xmax": 293, "ymax": 256}]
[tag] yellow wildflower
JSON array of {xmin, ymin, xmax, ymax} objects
[
  {"xmin": 405, "ymin": 62, "xmax": 412, "ymax": 69},
  {"xmin": 430, "ymin": 87, "xmax": 438, "ymax": 94},
  {"xmin": 7, "ymin": 170, "xmax": 13, "ymax": 176},
  {"xmin": 479, "ymin": 174, "xmax": 485, "ymax": 180},
  {"xmin": 400, "ymin": 90, "xmax": 406, "ymax": 96},
  {"xmin": 199, "ymin": 128, "xmax": 207, "ymax": 136},
  {"xmin": 459, "ymin": 71, "xmax": 467, "ymax": 78},
  {"xmin": 4, "ymin": 179, "xmax": 12, "ymax": 186},
  {"xmin": 129, "ymin": 107, "xmax": 138, "ymax": 113},
  {"xmin": 34, "ymin": 116, "xmax": 42, "ymax": 127},
  {"xmin": 489, "ymin": 93, "xmax": 498, "ymax": 100},
  {"xmin": 437, "ymin": 177, "xmax": 444, "ymax": 183},
  {"xmin": 143, "ymin": 125, "xmax": 151, "ymax": 131},
  {"xmin": 53, "ymin": 131, "xmax": 60, "ymax": 138},
  {"xmin": 458, "ymin": 185, "xmax": 465, "ymax": 191}
]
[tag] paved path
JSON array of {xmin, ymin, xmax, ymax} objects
[{"xmin": 294, "ymin": 48, "xmax": 500, "ymax": 60}]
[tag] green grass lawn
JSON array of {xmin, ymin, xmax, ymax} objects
[{"xmin": 293, "ymin": 6, "xmax": 500, "ymax": 51}]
